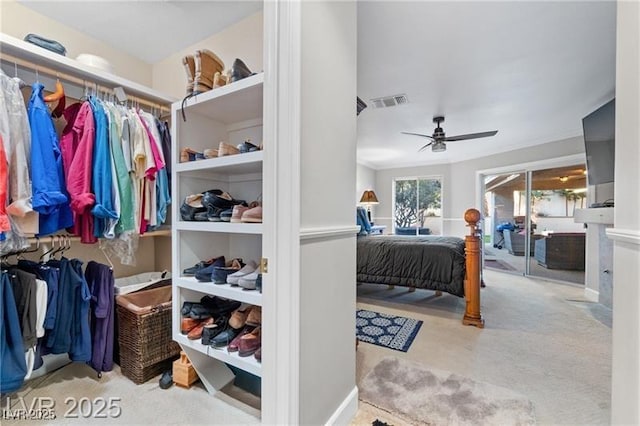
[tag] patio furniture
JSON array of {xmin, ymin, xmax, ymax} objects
[
  {"xmin": 503, "ymin": 230, "xmax": 542, "ymax": 256},
  {"xmin": 534, "ymin": 233, "xmax": 586, "ymax": 270}
]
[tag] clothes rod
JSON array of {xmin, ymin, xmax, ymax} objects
[
  {"xmin": 1, "ymin": 52, "xmax": 169, "ymax": 113},
  {"xmin": 25, "ymin": 228, "xmax": 171, "ymax": 245}
]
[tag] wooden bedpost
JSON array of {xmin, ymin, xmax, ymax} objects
[{"xmin": 463, "ymin": 208, "xmax": 484, "ymax": 328}]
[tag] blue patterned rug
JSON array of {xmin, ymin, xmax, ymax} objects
[{"xmin": 356, "ymin": 309, "xmax": 423, "ymax": 352}]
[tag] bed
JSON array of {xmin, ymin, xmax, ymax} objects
[
  {"xmin": 357, "ymin": 235, "xmax": 466, "ymax": 296},
  {"xmin": 356, "ymin": 207, "xmax": 484, "ymax": 327}
]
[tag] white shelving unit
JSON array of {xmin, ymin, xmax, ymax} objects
[{"xmin": 171, "ymin": 73, "xmax": 265, "ymax": 399}]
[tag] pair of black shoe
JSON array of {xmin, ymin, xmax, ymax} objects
[
  {"xmin": 180, "ymin": 189, "xmax": 247, "ymax": 222},
  {"xmin": 201, "ymin": 316, "xmax": 241, "ymax": 349},
  {"xmin": 229, "ymin": 58, "xmax": 257, "ymax": 83}
]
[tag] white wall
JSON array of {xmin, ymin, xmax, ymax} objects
[
  {"xmin": 610, "ymin": 1, "xmax": 640, "ymax": 423},
  {"xmin": 152, "ymin": 12, "xmax": 263, "ymax": 99},
  {"xmin": 0, "ymin": 0, "xmax": 152, "ymax": 85},
  {"xmin": 298, "ymin": 1, "xmax": 357, "ymax": 423}
]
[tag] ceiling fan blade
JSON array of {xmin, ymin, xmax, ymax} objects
[
  {"xmin": 443, "ymin": 130, "xmax": 498, "ymax": 142},
  {"xmin": 401, "ymin": 131, "xmax": 434, "ymax": 139},
  {"xmin": 418, "ymin": 142, "xmax": 433, "ymax": 152}
]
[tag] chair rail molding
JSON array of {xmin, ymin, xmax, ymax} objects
[{"xmin": 606, "ymin": 228, "xmax": 640, "ymax": 245}]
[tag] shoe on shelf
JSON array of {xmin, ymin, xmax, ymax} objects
[
  {"xmin": 237, "ymin": 140, "xmax": 259, "ymax": 153},
  {"xmin": 212, "ymin": 260, "xmax": 244, "ymax": 285},
  {"xmin": 219, "ymin": 208, "xmax": 233, "ymax": 222},
  {"xmin": 226, "ymin": 260, "xmax": 257, "ymax": 285},
  {"xmin": 218, "ymin": 141, "xmax": 240, "ymax": 157},
  {"xmin": 188, "ymin": 303, "xmax": 213, "ymax": 320},
  {"xmin": 182, "ymin": 55, "xmax": 195, "ymax": 97},
  {"xmin": 194, "ymin": 256, "xmax": 226, "ymax": 282},
  {"xmin": 193, "ymin": 49, "xmax": 224, "ymax": 94},
  {"xmin": 256, "ymin": 273, "xmax": 263, "ymax": 293},
  {"xmin": 230, "ymin": 205, "xmax": 250, "ymax": 223},
  {"xmin": 212, "ymin": 71, "xmax": 228, "ymax": 89},
  {"xmin": 202, "ymin": 189, "xmax": 239, "ymax": 211},
  {"xmin": 203, "ymin": 148, "xmax": 218, "ymax": 158},
  {"xmin": 180, "ymin": 148, "xmax": 204, "ymax": 163},
  {"xmin": 229, "ymin": 58, "xmax": 256, "ymax": 84},
  {"xmin": 206, "ymin": 206, "xmax": 224, "ymax": 222},
  {"xmin": 229, "ymin": 306, "xmax": 252, "ymax": 329},
  {"xmin": 210, "ymin": 327, "xmax": 241, "ymax": 349},
  {"xmin": 228, "ymin": 325, "xmax": 257, "ymax": 352},
  {"xmin": 238, "ymin": 271, "xmax": 259, "ymax": 290},
  {"xmin": 183, "ymin": 257, "xmax": 218, "ymax": 276},
  {"xmin": 180, "ymin": 194, "xmax": 206, "ymax": 221},
  {"xmin": 238, "ymin": 326, "xmax": 262, "ymax": 357},
  {"xmin": 187, "ymin": 317, "xmax": 214, "ymax": 340},
  {"xmin": 240, "ymin": 206, "xmax": 262, "ymax": 223},
  {"xmin": 254, "ymin": 348, "xmax": 261, "ymax": 362},
  {"xmin": 201, "ymin": 316, "xmax": 228, "ymax": 345},
  {"xmin": 181, "ymin": 317, "xmax": 202, "ymax": 334},
  {"xmin": 200, "ymin": 295, "xmax": 242, "ymax": 317},
  {"xmin": 245, "ymin": 306, "xmax": 261, "ymax": 326},
  {"xmin": 159, "ymin": 369, "xmax": 174, "ymax": 389},
  {"xmin": 181, "ymin": 301, "xmax": 194, "ymax": 316}
]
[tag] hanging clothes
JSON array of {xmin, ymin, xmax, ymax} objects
[
  {"xmin": 69, "ymin": 258, "xmax": 91, "ymax": 362},
  {"xmin": 61, "ymin": 101, "xmax": 97, "ymax": 244},
  {"xmin": 0, "ymin": 271, "xmax": 27, "ymax": 393},
  {"xmin": 85, "ymin": 261, "xmax": 114, "ymax": 373},
  {"xmin": 0, "ymin": 135, "xmax": 10, "ymax": 233},
  {"xmin": 89, "ymin": 98, "xmax": 118, "ymax": 238},
  {"xmin": 0, "ymin": 70, "xmax": 38, "ymax": 237},
  {"xmin": 18, "ymin": 259, "xmax": 59, "ymax": 332},
  {"xmin": 28, "ymin": 82, "xmax": 73, "ymax": 236}
]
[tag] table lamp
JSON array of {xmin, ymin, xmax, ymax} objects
[{"xmin": 359, "ymin": 190, "xmax": 379, "ymax": 223}]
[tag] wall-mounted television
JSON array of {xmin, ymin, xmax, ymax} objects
[{"xmin": 582, "ymin": 99, "xmax": 615, "ymax": 186}]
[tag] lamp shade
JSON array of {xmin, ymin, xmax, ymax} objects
[{"xmin": 360, "ymin": 190, "xmax": 379, "ymax": 204}]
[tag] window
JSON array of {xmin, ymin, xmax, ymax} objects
[{"xmin": 393, "ymin": 177, "xmax": 442, "ymax": 235}]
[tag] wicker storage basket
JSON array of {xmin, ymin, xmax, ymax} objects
[{"xmin": 115, "ymin": 286, "xmax": 180, "ymax": 384}]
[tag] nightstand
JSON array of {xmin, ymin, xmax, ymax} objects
[{"xmin": 370, "ymin": 225, "xmax": 387, "ymax": 235}]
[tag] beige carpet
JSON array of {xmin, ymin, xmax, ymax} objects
[
  {"xmin": 360, "ymin": 357, "xmax": 535, "ymax": 425},
  {"xmin": 355, "ymin": 269, "xmax": 612, "ymax": 425},
  {"xmin": 3, "ymin": 363, "xmax": 260, "ymax": 425}
]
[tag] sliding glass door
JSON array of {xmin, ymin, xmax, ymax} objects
[{"xmin": 393, "ymin": 177, "xmax": 442, "ymax": 236}]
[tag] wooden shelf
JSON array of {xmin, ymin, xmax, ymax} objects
[
  {"xmin": 27, "ymin": 227, "xmax": 171, "ymax": 244},
  {"xmin": 173, "ymin": 73, "xmax": 263, "ymax": 123},
  {"xmin": 0, "ymin": 33, "xmax": 176, "ymax": 105},
  {"xmin": 175, "ymin": 151, "xmax": 263, "ymax": 175},
  {"xmin": 175, "ymin": 277, "xmax": 263, "ymax": 306},
  {"xmin": 176, "ymin": 221, "xmax": 263, "ymax": 235},
  {"xmin": 173, "ymin": 333, "xmax": 262, "ymax": 377}
]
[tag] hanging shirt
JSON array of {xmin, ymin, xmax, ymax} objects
[
  {"xmin": 86, "ymin": 261, "xmax": 115, "ymax": 373},
  {"xmin": 89, "ymin": 98, "xmax": 118, "ymax": 238},
  {"xmin": 69, "ymin": 258, "xmax": 91, "ymax": 363},
  {"xmin": 28, "ymin": 83, "xmax": 73, "ymax": 236},
  {"xmin": 0, "ymin": 71, "xmax": 38, "ymax": 235},
  {"xmin": 0, "ymin": 135, "xmax": 10, "ymax": 233},
  {"xmin": 105, "ymin": 105, "xmax": 135, "ymax": 234},
  {"xmin": 0, "ymin": 272, "xmax": 27, "ymax": 394},
  {"xmin": 60, "ymin": 102, "xmax": 97, "ymax": 244}
]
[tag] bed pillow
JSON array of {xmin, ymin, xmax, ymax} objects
[{"xmin": 356, "ymin": 207, "xmax": 372, "ymax": 236}]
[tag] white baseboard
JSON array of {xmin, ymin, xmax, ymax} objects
[
  {"xmin": 584, "ymin": 287, "xmax": 599, "ymax": 302},
  {"xmin": 325, "ymin": 386, "xmax": 359, "ymax": 425}
]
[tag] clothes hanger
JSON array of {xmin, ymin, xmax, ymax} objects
[
  {"xmin": 13, "ymin": 62, "xmax": 27, "ymax": 89},
  {"xmin": 16, "ymin": 237, "xmax": 40, "ymax": 260},
  {"xmin": 39, "ymin": 236, "xmax": 56, "ymax": 261}
]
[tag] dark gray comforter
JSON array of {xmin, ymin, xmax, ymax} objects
[{"xmin": 356, "ymin": 235, "xmax": 466, "ymax": 297}]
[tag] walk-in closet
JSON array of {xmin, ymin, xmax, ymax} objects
[{"xmin": 0, "ymin": 1, "xmax": 358, "ymax": 424}]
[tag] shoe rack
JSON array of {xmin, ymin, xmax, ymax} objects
[{"xmin": 171, "ymin": 73, "xmax": 265, "ymax": 392}]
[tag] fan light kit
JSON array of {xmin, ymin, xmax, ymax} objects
[{"xmin": 402, "ymin": 116, "xmax": 498, "ymax": 153}]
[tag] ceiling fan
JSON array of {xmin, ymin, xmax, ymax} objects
[{"xmin": 402, "ymin": 116, "xmax": 498, "ymax": 152}]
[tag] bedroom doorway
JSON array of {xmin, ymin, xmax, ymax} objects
[{"xmin": 392, "ymin": 176, "xmax": 442, "ymax": 236}]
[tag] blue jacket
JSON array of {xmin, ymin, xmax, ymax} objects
[
  {"xmin": 28, "ymin": 83, "xmax": 73, "ymax": 235},
  {"xmin": 89, "ymin": 98, "xmax": 118, "ymax": 237},
  {"xmin": 0, "ymin": 272, "xmax": 27, "ymax": 393}
]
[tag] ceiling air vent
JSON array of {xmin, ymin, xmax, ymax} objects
[{"xmin": 370, "ymin": 94, "xmax": 409, "ymax": 109}]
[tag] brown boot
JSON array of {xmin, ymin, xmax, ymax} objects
[
  {"xmin": 182, "ymin": 55, "xmax": 195, "ymax": 96},
  {"xmin": 194, "ymin": 49, "xmax": 224, "ymax": 94},
  {"xmin": 213, "ymin": 71, "xmax": 228, "ymax": 89}
]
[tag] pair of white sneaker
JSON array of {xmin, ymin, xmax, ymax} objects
[{"xmin": 227, "ymin": 260, "xmax": 259, "ymax": 289}]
